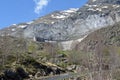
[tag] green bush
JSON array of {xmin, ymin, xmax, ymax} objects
[{"xmin": 28, "ymin": 42, "xmax": 38, "ymax": 53}]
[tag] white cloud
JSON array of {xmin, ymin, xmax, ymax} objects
[{"xmin": 33, "ymin": 0, "xmax": 49, "ymax": 14}]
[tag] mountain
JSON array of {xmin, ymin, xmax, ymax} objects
[
  {"xmin": 1, "ymin": 0, "xmax": 120, "ymax": 42},
  {"xmin": 1, "ymin": 0, "xmax": 120, "ymax": 79}
]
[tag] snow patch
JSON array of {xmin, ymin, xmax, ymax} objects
[
  {"xmin": 96, "ymin": 8, "xmax": 102, "ymax": 11},
  {"xmin": 102, "ymin": 6, "xmax": 108, "ymax": 9},
  {"xmin": 88, "ymin": 8, "xmax": 96, "ymax": 11},
  {"xmin": 11, "ymin": 28, "xmax": 15, "ymax": 31},
  {"xmin": 77, "ymin": 36, "xmax": 87, "ymax": 42},
  {"xmin": 51, "ymin": 22, "xmax": 55, "ymax": 24},
  {"xmin": 85, "ymin": 4, "xmax": 97, "ymax": 7},
  {"xmin": 27, "ymin": 21, "xmax": 33, "ymax": 24},
  {"xmin": 18, "ymin": 25, "xmax": 27, "ymax": 28},
  {"xmin": 113, "ymin": 5, "xmax": 120, "ymax": 8},
  {"xmin": 62, "ymin": 8, "xmax": 79, "ymax": 13},
  {"xmin": 51, "ymin": 15, "xmax": 66, "ymax": 19},
  {"xmin": 92, "ymin": 5, "xmax": 97, "ymax": 7},
  {"xmin": 92, "ymin": 0, "xmax": 97, "ymax": 2},
  {"xmin": 53, "ymin": 15, "xmax": 66, "ymax": 19},
  {"xmin": 51, "ymin": 8, "xmax": 78, "ymax": 19}
]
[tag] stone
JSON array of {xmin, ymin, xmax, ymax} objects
[{"xmin": 67, "ymin": 65, "xmax": 76, "ymax": 71}]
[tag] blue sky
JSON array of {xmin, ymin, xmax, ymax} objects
[{"xmin": 0, "ymin": 0, "xmax": 88, "ymax": 29}]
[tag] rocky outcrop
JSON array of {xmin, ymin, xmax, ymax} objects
[{"xmin": 0, "ymin": 61, "xmax": 66, "ymax": 80}]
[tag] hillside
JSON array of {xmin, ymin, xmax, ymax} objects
[
  {"xmin": 0, "ymin": 36, "xmax": 68, "ymax": 80},
  {"xmin": 73, "ymin": 22, "xmax": 120, "ymax": 80},
  {"xmin": 75, "ymin": 22, "xmax": 120, "ymax": 51}
]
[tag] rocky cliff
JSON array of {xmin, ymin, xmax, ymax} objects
[{"xmin": 0, "ymin": 0, "xmax": 120, "ymax": 51}]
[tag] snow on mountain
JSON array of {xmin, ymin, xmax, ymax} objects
[
  {"xmin": 27, "ymin": 21, "xmax": 34, "ymax": 24},
  {"xmin": 51, "ymin": 15, "xmax": 66, "ymax": 19},
  {"xmin": 61, "ymin": 8, "xmax": 79, "ymax": 13},
  {"xmin": 18, "ymin": 25, "xmax": 27, "ymax": 29},
  {"xmin": 51, "ymin": 8, "xmax": 79, "ymax": 19}
]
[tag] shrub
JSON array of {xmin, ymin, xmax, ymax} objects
[
  {"xmin": 6, "ymin": 55, "xmax": 16, "ymax": 64},
  {"xmin": 67, "ymin": 50, "xmax": 87, "ymax": 65},
  {"xmin": 28, "ymin": 42, "xmax": 38, "ymax": 53}
]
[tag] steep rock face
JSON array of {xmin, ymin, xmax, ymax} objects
[
  {"xmin": 0, "ymin": 0, "xmax": 120, "ymax": 43},
  {"xmin": 23, "ymin": 0, "xmax": 120, "ymax": 41}
]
